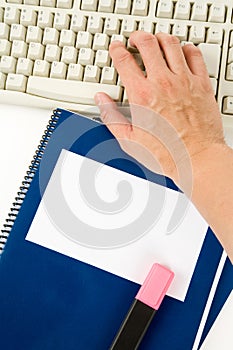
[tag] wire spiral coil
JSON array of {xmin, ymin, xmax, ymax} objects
[{"xmin": 0, "ymin": 110, "xmax": 61, "ymax": 253}]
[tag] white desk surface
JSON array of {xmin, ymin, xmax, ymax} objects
[{"xmin": 0, "ymin": 104, "xmax": 232, "ymax": 349}]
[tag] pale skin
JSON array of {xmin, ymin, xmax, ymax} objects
[{"xmin": 94, "ymin": 31, "xmax": 233, "ymax": 262}]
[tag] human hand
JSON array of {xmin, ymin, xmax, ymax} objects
[{"xmin": 94, "ymin": 31, "xmax": 225, "ymax": 188}]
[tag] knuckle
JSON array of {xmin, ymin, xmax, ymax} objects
[
  {"xmin": 157, "ymin": 76, "xmax": 173, "ymax": 90},
  {"xmin": 115, "ymin": 49, "xmax": 132, "ymax": 65},
  {"xmin": 185, "ymin": 44, "xmax": 203, "ymax": 57},
  {"xmin": 139, "ymin": 33, "xmax": 156, "ymax": 46},
  {"xmin": 164, "ymin": 34, "xmax": 180, "ymax": 45},
  {"xmin": 136, "ymin": 87, "xmax": 152, "ymax": 104}
]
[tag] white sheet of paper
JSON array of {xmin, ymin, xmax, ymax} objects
[{"xmin": 26, "ymin": 149, "xmax": 208, "ymax": 301}]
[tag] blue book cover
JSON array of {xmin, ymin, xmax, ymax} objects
[{"xmin": 0, "ymin": 108, "xmax": 232, "ymax": 350}]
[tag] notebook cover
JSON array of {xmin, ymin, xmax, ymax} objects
[{"xmin": 0, "ymin": 108, "xmax": 232, "ymax": 350}]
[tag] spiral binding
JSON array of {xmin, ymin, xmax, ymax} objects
[{"xmin": 0, "ymin": 109, "xmax": 62, "ymax": 253}]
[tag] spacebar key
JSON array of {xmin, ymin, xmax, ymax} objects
[{"xmin": 27, "ymin": 77, "xmax": 123, "ymax": 104}]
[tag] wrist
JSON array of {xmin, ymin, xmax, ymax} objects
[{"xmin": 171, "ymin": 142, "xmax": 231, "ymax": 197}]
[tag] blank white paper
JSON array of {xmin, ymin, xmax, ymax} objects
[{"xmin": 26, "ymin": 149, "xmax": 208, "ymax": 301}]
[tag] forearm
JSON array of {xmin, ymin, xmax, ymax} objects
[{"xmin": 176, "ymin": 144, "xmax": 233, "ymax": 262}]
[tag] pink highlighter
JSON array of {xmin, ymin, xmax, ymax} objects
[{"xmin": 109, "ymin": 263, "xmax": 174, "ymax": 350}]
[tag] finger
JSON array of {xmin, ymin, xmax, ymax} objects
[
  {"xmin": 109, "ymin": 40, "xmax": 145, "ymax": 89},
  {"xmin": 156, "ymin": 32, "xmax": 191, "ymax": 75},
  {"xmin": 182, "ymin": 44, "xmax": 209, "ymax": 78},
  {"xmin": 129, "ymin": 31, "xmax": 169, "ymax": 77},
  {"xmin": 94, "ymin": 92, "xmax": 132, "ymax": 141}
]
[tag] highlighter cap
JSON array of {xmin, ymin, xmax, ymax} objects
[{"xmin": 136, "ymin": 263, "xmax": 174, "ymax": 310}]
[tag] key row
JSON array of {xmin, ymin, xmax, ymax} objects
[
  {"xmin": 155, "ymin": 1, "xmax": 227, "ymax": 23},
  {"xmin": 81, "ymin": 0, "xmax": 149, "ymax": 16},
  {"xmin": 0, "ymin": 71, "xmax": 222, "ymax": 107},
  {"xmin": 0, "ymin": 44, "xmax": 114, "ymax": 66},
  {"xmin": 0, "ymin": 22, "xmax": 225, "ymax": 51},
  {"xmin": 6, "ymin": 0, "xmax": 74, "ymax": 9},
  {"xmin": 81, "ymin": 0, "xmax": 227, "ymax": 23},
  {"xmin": 0, "ymin": 62, "xmax": 121, "ymax": 87},
  {"xmin": 0, "ymin": 39, "xmax": 222, "ymax": 79}
]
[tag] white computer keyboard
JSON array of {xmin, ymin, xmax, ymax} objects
[{"xmin": 0, "ymin": 0, "xmax": 233, "ymax": 122}]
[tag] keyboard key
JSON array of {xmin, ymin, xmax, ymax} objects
[
  {"xmin": 155, "ymin": 21, "xmax": 171, "ymax": 34},
  {"xmin": 95, "ymin": 49, "xmax": 110, "ymax": 67},
  {"xmin": 226, "ymin": 63, "xmax": 233, "ymax": 80},
  {"xmin": 122, "ymin": 89, "xmax": 128, "ymax": 104},
  {"xmin": 121, "ymin": 18, "xmax": 137, "ymax": 38},
  {"xmin": 138, "ymin": 20, "xmax": 154, "ymax": 33},
  {"xmin": 4, "ymin": 7, "xmax": 20, "ymax": 25},
  {"xmin": 70, "ymin": 14, "xmax": 87, "ymax": 32},
  {"xmin": 6, "ymin": 0, "xmax": 23, "ymax": 4},
  {"xmin": 0, "ymin": 72, "xmax": 6, "ymax": 89},
  {"xmin": 93, "ymin": 33, "xmax": 109, "ymax": 50},
  {"xmin": 104, "ymin": 17, "xmax": 120, "ymax": 35},
  {"xmin": 44, "ymin": 44, "xmax": 61, "ymax": 62},
  {"xmin": 50, "ymin": 61, "xmax": 67, "ymax": 79},
  {"xmin": 208, "ymin": 4, "xmax": 225, "ymax": 23},
  {"xmin": 84, "ymin": 65, "xmax": 100, "ymax": 83},
  {"xmin": 0, "ymin": 56, "xmax": 17, "ymax": 73},
  {"xmin": 6, "ymin": 73, "xmax": 27, "ymax": 92},
  {"xmin": 102, "ymin": 67, "xmax": 116, "ymax": 86},
  {"xmin": 189, "ymin": 25, "xmax": 205, "ymax": 44},
  {"xmin": 27, "ymin": 42, "xmax": 44, "ymax": 60},
  {"xmin": 37, "ymin": 10, "xmax": 53, "ymax": 29},
  {"xmin": 43, "ymin": 27, "xmax": 59, "ymax": 45},
  {"xmin": 33, "ymin": 60, "xmax": 50, "ymax": 77},
  {"xmin": 78, "ymin": 47, "xmax": 94, "ymax": 65},
  {"xmin": 59, "ymin": 29, "xmax": 75, "ymax": 47},
  {"xmin": 16, "ymin": 57, "xmax": 33, "ymax": 76},
  {"xmin": 111, "ymin": 34, "xmax": 126, "ymax": 45},
  {"xmin": 191, "ymin": 3, "xmax": 207, "ymax": 21},
  {"xmin": 115, "ymin": 0, "xmax": 131, "ymax": 14},
  {"xmin": 26, "ymin": 77, "xmax": 123, "ymax": 103},
  {"xmin": 0, "ymin": 39, "xmax": 11, "ymax": 56},
  {"xmin": 54, "ymin": 13, "xmax": 70, "ymax": 30},
  {"xmin": 76, "ymin": 31, "xmax": 93, "ymax": 48},
  {"xmin": 156, "ymin": 0, "xmax": 173, "ymax": 19},
  {"xmin": 67, "ymin": 63, "xmax": 83, "ymax": 81},
  {"xmin": 40, "ymin": 0, "xmax": 56, "ymax": 6},
  {"xmin": 57, "ymin": 0, "xmax": 73, "ymax": 9},
  {"xmin": 20, "ymin": 9, "xmax": 37, "ymax": 26},
  {"xmin": 206, "ymin": 26, "xmax": 223, "ymax": 45},
  {"xmin": 81, "ymin": 0, "xmax": 98, "ymax": 11},
  {"xmin": 87, "ymin": 16, "xmax": 103, "ymax": 34},
  {"xmin": 10, "ymin": 24, "xmax": 26, "ymax": 41},
  {"xmin": 198, "ymin": 43, "xmax": 221, "ymax": 78},
  {"xmin": 228, "ymin": 48, "xmax": 233, "ymax": 64},
  {"xmin": 132, "ymin": 0, "xmax": 148, "ymax": 16},
  {"xmin": 98, "ymin": 0, "xmax": 114, "ymax": 13},
  {"xmin": 174, "ymin": 0, "xmax": 190, "ymax": 20},
  {"xmin": 61, "ymin": 46, "xmax": 78, "ymax": 64},
  {"xmin": 26, "ymin": 26, "xmax": 43, "ymax": 43},
  {"xmin": 0, "ymin": 23, "xmax": 10, "ymax": 39},
  {"xmin": 11, "ymin": 40, "xmax": 28, "ymax": 58},
  {"xmin": 172, "ymin": 23, "xmax": 188, "ymax": 41},
  {"xmin": 223, "ymin": 97, "xmax": 233, "ymax": 114},
  {"xmin": 24, "ymin": 0, "xmax": 39, "ymax": 5}
]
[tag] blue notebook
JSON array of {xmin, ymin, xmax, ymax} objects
[{"xmin": 0, "ymin": 108, "xmax": 232, "ymax": 350}]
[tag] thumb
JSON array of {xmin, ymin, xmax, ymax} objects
[{"xmin": 94, "ymin": 92, "xmax": 132, "ymax": 141}]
